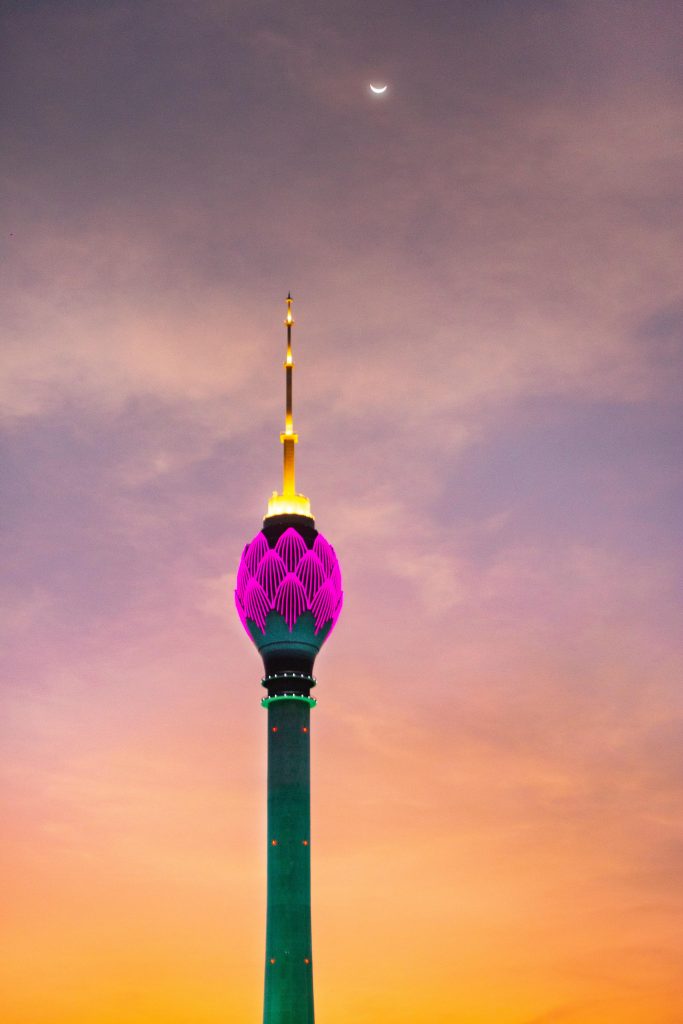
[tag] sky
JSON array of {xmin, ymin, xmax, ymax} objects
[{"xmin": 1, "ymin": 1, "xmax": 683, "ymax": 1021}]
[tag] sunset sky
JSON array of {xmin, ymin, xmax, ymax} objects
[{"xmin": 2, "ymin": 2, "xmax": 683, "ymax": 1022}]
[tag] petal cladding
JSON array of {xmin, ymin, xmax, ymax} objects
[
  {"xmin": 236, "ymin": 557, "xmax": 251, "ymax": 603},
  {"xmin": 275, "ymin": 527, "xmax": 308, "ymax": 571},
  {"xmin": 274, "ymin": 574, "xmax": 308, "ymax": 630},
  {"xmin": 245, "ymin": 531, "xmax": 269, "ymax": 574},
  {"xmin": 256, "ymin": 549, "xmax": 287, "ymax": 601},
  {"xmin": 313, "ymin": 534, "xmax": 335, "ymax": 575},
  {"xmin": 296, "ymin": 550, "xmax": 326, "ymax": 600},
  {"xmin": 244, "ymin": 578, "xmax": 270, "ymax": 632},
  {"xmin": 311, "ymin": 579, "xmax": 337, "ymax": 633}
]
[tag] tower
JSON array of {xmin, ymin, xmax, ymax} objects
[{"xmin": 234, "ymin": 296, "xmax": 343, "ymax": 1024}]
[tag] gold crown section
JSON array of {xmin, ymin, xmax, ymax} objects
[{"xmin": 265, "ymin": 295, "xmax": 313, "ymax": 520}]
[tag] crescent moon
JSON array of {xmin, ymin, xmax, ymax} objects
[{"xmin": 369, "ymin": 83, "xmax": 388, "ymax": 94}]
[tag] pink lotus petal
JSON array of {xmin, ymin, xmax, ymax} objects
[
  {"xmin": 236, "ymin": 558, "xmax": 251, "ymax": 603},
  {"xmin": 244, "ymin": 578, "xmax": 270, "ymax": 632},
  {"xmin": 275, "ymin": 527, "xmax": 308, "ymax": 571},
  {"xmin": 296, "ymin": 550, "xmax": 326, "ymax": 600},
  {"xmin": 274, "ymin": 573, "xmax": 308, "ymax": 630},
  {"xmin": 331, "ymin": 591, "xmax": 344, "ymax": 631},
  {"xmin": 235, "ymin": 527, "xmax": 343, "ymax": 642},
  {"xmin": 256, "ymin": 549, "xmax": 287, "ymax": 601},
  {"xmin": 311, "ymin": 579, "xmax": 336, "ymax": 633},
  {"xmin": 245, "ymin": 532, "xmax": 269, "ymax": 573},
  {"xmin": 330, "ymin": 561, "xmax": 342, "ymax": 596},
  {"xmin": 313, "ymin": 534, "xmax": 335, "ymax": 575},
  {"xmin": 235, "ymin": 590, "xmax": 248, "ymax": 632}
]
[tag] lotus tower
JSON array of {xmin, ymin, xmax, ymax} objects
[{"xmin": 234, "ymin": 296, "xmax": 343, "ymax": 1024}]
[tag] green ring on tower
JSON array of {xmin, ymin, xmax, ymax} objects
[{"xmin": 261, "ymin": 694, "xmax": 317, "ymax": 709}]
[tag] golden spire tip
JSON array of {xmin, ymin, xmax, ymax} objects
[{"xmin": 264, "ymin": 293, "xmax": 311, "ymax": 521}]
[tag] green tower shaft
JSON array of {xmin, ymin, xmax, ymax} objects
[
  {"xmin": 264, "ymin": 697, "xmax": 314, "ymax": 1024},
  {"xmin": 234, "ymin": 298, "xmax": 342, "ymax": 1022}
]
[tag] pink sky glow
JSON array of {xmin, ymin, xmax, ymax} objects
[{"xmin": 1, "ymin": 2, "xmax": 682, "ymax": 1022}]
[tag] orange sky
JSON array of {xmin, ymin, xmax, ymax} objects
[{"xmin": 2, "ymin": 2, "xmax": 682, "ymax": 1022}]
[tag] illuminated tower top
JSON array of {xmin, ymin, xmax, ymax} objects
[
  {"xmin": 234, "ymin": 294, "xmax": 342, "ymax": 1024},
  {"xmin": 265, "ymin": 294, "xmax": 313, "ymax": 521}
]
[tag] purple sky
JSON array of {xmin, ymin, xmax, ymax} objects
[{"xmin": 2, "ymin": 3, "xmax": 683, "ymax": 1022}]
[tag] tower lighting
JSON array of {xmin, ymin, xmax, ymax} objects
[{"xmin": 234, "ymin": 296, "xmax": 343, "ymax": 1024}]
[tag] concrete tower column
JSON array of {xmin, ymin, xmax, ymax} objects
[
  {"xmin": 263, "ymin": 695, "xmax": 314, "ymax": 1024},
  {"xmin": 234, "ymin": 296, "xmax": 343, "ymax": 1024}
]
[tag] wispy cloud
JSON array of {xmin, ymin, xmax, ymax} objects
[{"xmin": 2, "ymin": 1, "xmax": 683, "ymax": 1021}]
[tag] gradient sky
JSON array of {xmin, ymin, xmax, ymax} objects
[{"xmin": 2, "ymin": 2, "xmax": 683, "ymax": 1022}]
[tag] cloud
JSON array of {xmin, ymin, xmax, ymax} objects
[{"xmin": 2, "ymin": 3, "xmax": 683, "ymax": 1021}]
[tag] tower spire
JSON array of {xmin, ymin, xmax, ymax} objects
[
  {"xmin": 265, "ymin": 295, "xmax": 313, "ymax": 520},
  {"xmin": 234, "ymin": 293, "xmax": 344, "ymax": 1024}
]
